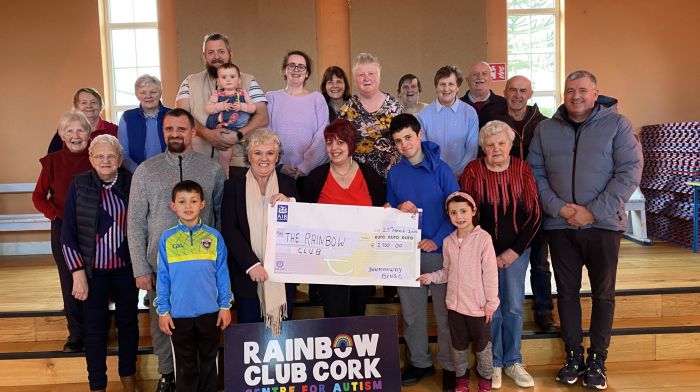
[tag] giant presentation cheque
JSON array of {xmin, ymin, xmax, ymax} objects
[{"xmin": 264, "ymin": 202, "xmax": 421, "ymax": 287}]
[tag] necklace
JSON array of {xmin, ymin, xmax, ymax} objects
[
  {"xmin": 331, "ymin": 160, "xmax": 355, "ymax": 177},
  {"xmin": 102, "ymin": 171, "xmax": 118, "ymax": 189}
]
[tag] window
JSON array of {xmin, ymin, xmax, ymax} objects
[
  {"xmin": 102, "ymin": 0, "xmax": 161, "ymax": 122},
  {"xmin": 507, "ymin": 0, "xmax": 561, "ymax": 117}
]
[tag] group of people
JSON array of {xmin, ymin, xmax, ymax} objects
[{"xmin": 32, "ymin": 31, "xmax": 642, "ymax": 392}]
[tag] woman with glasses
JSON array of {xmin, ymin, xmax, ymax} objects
[
  {"xmin": 60, "ymin": 134, "xmax": 140, "ymax": 392},
  {"xmin": 266, "ymin": 50, "xmax": 329, "ymax": 179}
]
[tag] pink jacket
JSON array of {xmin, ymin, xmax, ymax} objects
[{"xmin": 425, "ymin": 226, "xmax": 499, "ymax": 317}]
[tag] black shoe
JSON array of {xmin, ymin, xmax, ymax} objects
[
  {"xmin": 535, "ymin": 312, "xmax": 558, "ymax": 332},
  {"xmin": 401, "ymin": 365, "xmax": 435, "ymax": 386},
  {"xmin": 582, "ymin": 353, "xmax": 607, "ymax": 390},
  {"xmin": 62, "ymin": 338, "xmax": 84, "ymax": 353},
  {"xmin": 556, "ymin": 350, "xmax": 585, "ymax": 385},
  {"xmin": 156, "ymin": 373, "xmax": 175, "ymax": 392},
  {"xmin": 442, "ymin": 370, "xmax": 456, "ymax": 391}
]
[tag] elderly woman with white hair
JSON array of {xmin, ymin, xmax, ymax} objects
[
  {"xmin": 33, "ymin": 110, "xmax": 94, "ymax": 353},
  {"xmin": 459, "ymin": 120, "xmax": 542, "ymax": 389},
  {"xmin": 60, "ymin": 134, "xmax": 140, "ymax": 392},
  {"xmin": 118, "ymin": 74, "xmax": 171, "ymax": 172},
  {"xmin": 221, "ymin": 128, "xmax": 298, "ymax": 335},
  {"xmin": 339, "ymin": 53, "xmax": 403, "ymax": 179}
]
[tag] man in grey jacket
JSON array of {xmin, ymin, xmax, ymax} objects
[
  {"xmin": 528, "ymin": 70, "xmax": 642, "ymax": 390},
  {"xmin": 128, "ymin": 108, "xmax": 225, "ymax": 392}
]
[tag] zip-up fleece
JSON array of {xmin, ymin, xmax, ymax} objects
[
  {"xmin": 527, "ymin": 101, "xmax": 643, "ymax": 231},
  {"xmin": 424, "ymin": 226, "xmax": 499, "ymax": 317}
]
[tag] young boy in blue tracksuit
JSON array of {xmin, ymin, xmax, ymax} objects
[
  {"xmin": 386, "ymin": 113, "xmax": 460, "ymax": 390},
  {"xmin": 155, "ymin": 180, "xmax": 232, "ymax": 392}
]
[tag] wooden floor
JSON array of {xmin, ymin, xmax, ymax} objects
[
  {"xmin": 1, "ymin": 240, "xmax": 698, "ymax": 313},
  {"xmin": 0, "ymin": 359, "xmax": 698, "ymax": 391}
]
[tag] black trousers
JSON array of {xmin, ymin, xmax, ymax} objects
[
  {"xmin": 51, "ymin": 218, "xmax": 84, "ymax": 341},
  {"xmin": 529, "ymin": 229, "xmax": 554, "ymax": 315},
  {"xmin": 171, "ymin": 312, "xmax": 220, "ymax": 392},
  {"xmin": 84, "ymin": 267, "xmax": 139, "ymax": 390},
  {"xmin": 547, "ymin": 228, "xmax": 621, "ymax": 358},
  {"xmin": 321, "ymin": 284, "xmax": 373, "ymax": 318}
]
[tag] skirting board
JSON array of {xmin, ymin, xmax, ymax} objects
[{"xmin": 0, "ymin": 241, "xmax": 51, "ymax": 256}]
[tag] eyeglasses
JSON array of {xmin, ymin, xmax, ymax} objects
[
  {"xmin": 286, "ymin": 63, "xmax": 307, "ymax": 72},
  {"xmin": 91, "ymin": 154, "xmax": 119, "ymax": 162}
]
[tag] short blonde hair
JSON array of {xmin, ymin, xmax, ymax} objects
[
  {"xmin": 58, "ymin": 110, "xmax": 92, "ymax": 137},
  {"xmin": 134, "ymin": 74, "xmax": 162, "ymax": 93},
  {"xmin": 89, "ymin": 134, "xmax": 123, "ymax": 156},
  {"xmin": 352, "ymin": 52, "xmax": 381, "ymax": 75},
  {"xmin": 478, "ymin": 120, "xmax": 515, "ymax": 147},
  {"xmin": 244, "ymin": 128, "xmax": 284, "ymax": 165}
]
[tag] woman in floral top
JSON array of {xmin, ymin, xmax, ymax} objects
[{"xmin": 339, "ymin": 53, "xmax": 403, "ymax": 179}]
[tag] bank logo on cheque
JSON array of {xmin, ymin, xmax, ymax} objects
[{"xmin": 277, "ymin": 205, "xmax": 288, "ymax": 222}]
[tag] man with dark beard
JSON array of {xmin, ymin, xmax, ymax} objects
[
  {"xmin": 176, "ymin": 33, "xmax": 268, "ymax": 178},
  {"xmin": 128, "ymin": 108, "xmax": 225, "ymax": 392}
]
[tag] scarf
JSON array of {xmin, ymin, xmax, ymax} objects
[{"xmin": 245, "ymin": 169, "xmax": 287, "ymax": 335}]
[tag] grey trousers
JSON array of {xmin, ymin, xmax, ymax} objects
[
  {"xmin": 397, "ymin": 252, "xmax": 454, "ymax": 371},
  {"xmin": 148, "ymin": 290, "xmax": 175, "ymax": 374}
]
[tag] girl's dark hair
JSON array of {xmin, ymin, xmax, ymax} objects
[{"xmin": 446, "ymin": 195, "xmax": 480, "ymax": 226}]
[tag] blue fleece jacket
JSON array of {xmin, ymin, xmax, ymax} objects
[
  {"xmin": 155, "ymin": 221, "xmax": 233, "ymax": 318},
  {"xmin": 386, "ymin": 141, "xmax": 459, "ymax": 253}
]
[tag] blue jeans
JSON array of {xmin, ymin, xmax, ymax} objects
[{"xmin": 492, "ymin": 248, "xmax": 530, "ymax": 367}]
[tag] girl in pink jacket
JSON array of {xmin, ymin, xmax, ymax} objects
[{"xmin": 419, "ymin": 192, "xmax": 499, "ymax": 392}]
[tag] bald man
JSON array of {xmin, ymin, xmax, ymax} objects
[{"xmin": 459, "ymin": 61, "xmax": 507, "ymax": 127}]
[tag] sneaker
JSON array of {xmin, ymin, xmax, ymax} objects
[
  {"xmin": 582, "ymin": 353, "xmax": 607, "ymax": 390},
  {"xmin": 477, "ymin": 377, "xmax": 492, "ymax": 392},
  {"xmin": 535, "ymin": 312, "xmax": 559, "ymax": 332},
  {"xmin": 156, "ymin": 373, "xmax": 175, "ymax": 392},
  {"xmin": 504, "ymin": 363, "xmax": 535, "ymax": 387},
  {"xmin": 556, "ymin": 350, "xmax": 585, "ymax": 385},
  {"xmin": 455, "ymin": 375, "xmax": 470, "ymax": 392},
  {"xmin": 401, "ymin": 365, "xmax": 435, "ymax": 386},
  {"xmin": 491, "ymin": 367, "xmax": 502, "ymax": 389},
  {"xmin": 443, "ymin": 370, "xmax": 456, "ymax": 391}
]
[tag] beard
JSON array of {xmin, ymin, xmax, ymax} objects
[
  {"xmin": 167, "ymin": 138, "xmax": 186, "ymax": 153},
  {"xmin": 206, "ymin": 62, "xmax": 223, "ymax": 79}
]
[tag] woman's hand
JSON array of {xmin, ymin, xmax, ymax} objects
[
  {"xmin": 418, "ymin": 239, "xmax": 438, "ymax": 252},
  {"xmin": 279, "ymin": 164, "xmax": 299, "ymax": 179},
  {"xmin": 497, "ymin": 248, "xmax": 519, "ymax": 269},
  {"xmin": 71, "ymin": 270, "xmax": 89, "ymax": 301},
  {"xmin": 417, "ymin": 274, "xmax": 432, "ymax": 285},
  {"xmin": 159, "ymin": 314, "xmax": 175, "ymax": 335},
  {"xmin": 269, "ymin": 193, "xmax": 293, "ymax": 206},
  {"xmin": 397, "ymin": 201, "xmax": 418, "ymax": 213},
  {"xmin": 248, "ymin": 264, "xmax": 269, "ymax": 282}
]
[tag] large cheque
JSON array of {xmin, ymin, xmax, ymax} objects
[{"xmin": 264, "ymin": 202, "xmax": 421, "ymax": 287}]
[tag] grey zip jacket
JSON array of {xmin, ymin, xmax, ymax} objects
[{"xmin": 527, "ymin": 100, "xmax": 643, "ymax": 231}]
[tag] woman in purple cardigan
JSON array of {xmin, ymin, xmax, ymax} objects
[{"xmin": 266, "ymin": 50, "xmax": 329, "ymax": 179}]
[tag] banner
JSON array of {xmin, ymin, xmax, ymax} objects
[
  {"xmin": 224, "ymin": 316, "xmax": 401, "ymax": 392},
  {"xmin": 264, "ymin": 202, "xmax": 421, "ymax": 287}
]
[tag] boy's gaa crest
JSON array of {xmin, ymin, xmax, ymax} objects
[{"xmin": 201, "ymin": 238, "xmax": 212, "ymax": 249}]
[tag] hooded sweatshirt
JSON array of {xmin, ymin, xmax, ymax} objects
[{"xmin": 386, "ymin": 141, "xmax": 459, "ymax": 253}]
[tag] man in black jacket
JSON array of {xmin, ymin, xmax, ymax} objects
[{"xmin": 460, "ymin": 60, "xmax": 507, "ymax": 127}]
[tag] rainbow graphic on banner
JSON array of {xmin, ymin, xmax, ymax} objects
[{"xmin": 333, "ymin": 334, "xmax": 353, "ymax": 350}]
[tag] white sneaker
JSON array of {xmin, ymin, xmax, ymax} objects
[
  {"xmin": 505, "ymin": 363, "xmax": 535, "ymax": 387},
  {"xmin": 492, "ymin": 367, "xmax": 502, "ymax": 389}
]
